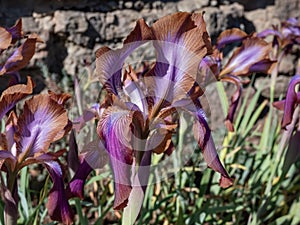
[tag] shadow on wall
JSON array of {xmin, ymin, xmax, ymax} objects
[
  {"xmin": 226, "ymin": 0, "xmax": 275, "ymax": 11},
  {"xmin": 45, "ymin": 33, "xmax": 68, "ymax": 75}
]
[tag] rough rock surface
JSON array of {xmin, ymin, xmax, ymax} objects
[
  {"xmin": 0, "ymin": 0, "xmax": 299, "ymax": 128},
  {"xmin": 1, "ymin": 0, "xmax": 299, "ymax": 78}
]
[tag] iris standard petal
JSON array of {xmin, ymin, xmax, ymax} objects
[
  {"xmin": 44, "ymin": 161, "xmax": 74, "ymax": 225},
  {"xmin": 15, "ymin": 94, "xmax": 68, "ymax": 159},
  {"xmin": 147, "ymin": 12, "xmax": 212, "ymax": 107},
  {"xmin": 95, "ymin": 19, "xmax": 153, "ymax": 96}
]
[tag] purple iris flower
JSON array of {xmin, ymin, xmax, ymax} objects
[
  {"xmin": 0, "ymin": 80, "xmax": 74, "ymax": 224},
  {"xmin": 94, "ymin": 12, "xmax": 233, "ymax": 211}
]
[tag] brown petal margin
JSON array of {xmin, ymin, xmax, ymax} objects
[
  {"xmin": 15, "ymin": 94, "xmax": 68, "ymax": 159},
  {"xmin": 0, "ymin": 37, "xmax": 38, "ymax": 75},
  {"xmin": 0, "ymin": 76, "xmax": 34, "ymax": 120}
]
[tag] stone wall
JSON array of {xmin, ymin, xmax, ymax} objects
[
  {"xmin": 0, "ymin": 0, "xmax": 299, "ymax": 132},
  {"xmin": 1, "ymin": 0, "xmax": 299, "ymax": 79},
  {"xmin": 0, "ymin": 0, "xmax": 299, "ymax": 104}
]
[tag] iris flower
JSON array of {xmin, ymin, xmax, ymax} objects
[
  {"xmin": 0, "ymin": 78, "xmax": 73, "ymax": 224},
  {"xmin": 202, "ymin": 28, "xmax": 276, "ymax": 131},
  {"xmin": 94, "ymin": 12, "xmax": 233, "ymax": 212}
]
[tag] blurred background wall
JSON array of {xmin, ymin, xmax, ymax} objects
[{"xmin": 1, "ymin": 0, "xmax": 298, "ymax": 78}]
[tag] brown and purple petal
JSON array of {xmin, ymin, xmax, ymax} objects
[
  {"xmin": 0, "ymin": 37, "xmax": 39, "ymax": 75},
  {"xmin": 44, "ymin": 161, "xmax": 74, "ymax": 225},
  {"xmin": 219, "ymin": 37, "xmax": 272, "ymax": 77},
  {"xmin": 6, "ymin": 19, "xmax": 23, "ymax": 43},
  {"xmin": 0, "ymin": 27, "xmax": 12, "ymax": 50},
  {"xmin": 97, "ymin": 106, "xmax": 136, "ymax": 210},
  {"xmin": 146, "ymin": 12, "xmax": 212, "ymax": 107},
  {"xmin": 15, "ymin": 94, "xmax": 68, "ymax": 159},
  {"xmin": 95, "ymin": 19, "xmax": 153, "ymax": 96},
  {"xmin": 0, "ymin": 76, "xmax": 33, "ymax": 120},
  {"xmin": 217, "ymin": 28, "xmax": 248, "ymax": 49},
  {"xmin": 273, "ymin": 75, "xmax": 300, "ymax": 129},
  {"xmin": 193, "ymin": 107, "xmax": 233, "ymax": 188}
]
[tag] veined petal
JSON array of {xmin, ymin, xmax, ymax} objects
[
  {"xmin": 0, "ymin": 27, "xmax": 12, "ymax": 50},
  {"xmin": 15, "ymin": 94, "xmax": 68, "ymax": 159},
  {"xmin": 217, "ymin": 28, "xmax": 248, "ymax": 49},
  {"xmin": 97, "ymin": 106, "xmax": 136, "ymax": 210},
  {"xmin": 44, "ymin": 161, "xmax": 74, "ymax": 225},
  {"xmin": 257, "ymin": 28, "xmax": 283, "ymax": 39},
  {"xmin": 193, "ymin": 108, "xmax": 233, "ymax": 188},
  {"xmin": 219, "ymin": 37, "xmax": 272, "ymax": 77},
  {"xmin": 147, "ymin": 12, "xmax": 212, "ymax": 107},
  {"xmin": 0, "ymin": 37, "xmax": 38, "ymax": 75},
  {"xmin": 95, "ymin": 19, "xmax": 153, "ymax": 96},
  {"xmin": 48, "ymin": 90, "xmax": 71, "ymax": 105},
  {"xmin": 0, "ymin": 76, "xmax": 33, "ymax": 120}
]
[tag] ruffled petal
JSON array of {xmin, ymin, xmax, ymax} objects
[
  {"xmin": 0, "ymin": 76, "xmax": 33, "ymax": 120},
  {"xmin": 15, "ymin": 94, "xmax": 68, "ymax": 159},
  {"xmin": 44, "ymin": 161, "xmax": 74, "ymax": 225}
]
